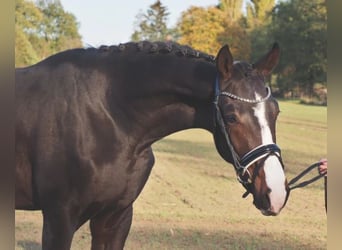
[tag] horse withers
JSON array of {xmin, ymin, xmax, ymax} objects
[{"xmin": 15, "ymin": 41, "xmax": 289, "ymax": 249}]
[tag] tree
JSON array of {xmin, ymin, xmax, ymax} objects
[
  {"xmin": 268, "ymin": 0, "xmax": 327, "ymax": 96},
  {"xmin": 245, "ymin": 0, "xmax": 276, "ymax": 63},
  {"xmin": 219, "ymin": 0, "xmax": 243, "ymax": 21},
  {"xmin": 247, "ymin": 0, "xmax": 275, "ymax": 25},
  {"xmin": 178, "ymin": 2, "xmax": 250, "ymax": 59},
  {"xmin": 15, "ymin": 26, "xmax": 39, "ymax": 66},
  {"xmin": 218, "ymin": 0, "xmax": 251, "ymax": 60},
  {"xmin": 15, "ymin": 0, "xmax": 42, "ymax": 66},
  {"xmin": 15, "ymin": 0, "xmax": 82, "ymax": 66},
  {"xmin": 178, "ymin": 6, "xmax": 225, "ymax": 55},
  {"xmin": 35, "ymin": 0, "xmax": 82, "ymax": 58},
  {"xmin": 217, "ymin": 19, "xmax": 251, "ymax": 60},
  {"xmin": 131, "ymin": 0, "xmax": 172, "ymax": 41}
]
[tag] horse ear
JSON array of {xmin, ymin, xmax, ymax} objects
[
  {"xmin": 216, "ymin": 44, "xmax": 234, "ymax": 80},
  {"xmin": 253, "ymin": 43, "xmax": 280, "ymax": 76}
]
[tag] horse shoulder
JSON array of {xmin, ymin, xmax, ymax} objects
[{"xmin": 93, "ymin": 146, "xmax": 155, "ymax": 209}]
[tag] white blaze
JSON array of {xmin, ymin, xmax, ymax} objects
[{"xmin": 253, "ymin": 94, "xmax": 287, "ymax": 214}]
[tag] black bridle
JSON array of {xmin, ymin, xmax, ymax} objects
[{"xmin": 213, "ymin": 76, "xmax": 283, "ymax": 197}]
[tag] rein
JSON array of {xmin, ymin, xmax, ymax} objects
[
  {"xmin": 213, "ymin": 76, "xmax": 282, "ymax": 198},
  {"xmin": 288, "ymin": 162, "xmax": 325, "ymax": 190},
  {"xmin": 288, "ymin": 162, "xmax": 327, "ymax": 212}
]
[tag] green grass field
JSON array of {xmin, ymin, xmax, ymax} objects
[{"xmin": 15, "ymin": 100, "xmax": 327, "ymax": 250}]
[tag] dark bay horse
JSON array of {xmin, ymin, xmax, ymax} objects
[{"xmin": 15, "ymin": 41, "xmax": 289, "ymax": 249}]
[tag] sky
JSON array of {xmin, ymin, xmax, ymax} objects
[{"xmin": 59, "ymin": 0, "xmax": 220, "ymax": 47}]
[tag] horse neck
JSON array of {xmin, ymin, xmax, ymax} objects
[{"xmin": 111, "ymin": 54, "xmax": 217, "ymax": 146}]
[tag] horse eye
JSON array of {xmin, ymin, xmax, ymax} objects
[{"xmin": 225, "ymin": 114, "xmax": 238, "ymax": 124}]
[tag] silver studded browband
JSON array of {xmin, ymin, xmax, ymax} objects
[{"xmin": 220, "ymin": 86, "xmax": 271, "ymax": 103}]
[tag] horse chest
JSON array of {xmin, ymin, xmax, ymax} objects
[{"xmin": 88, "ymin": 148, "xmax": 155, "ymax": 208}]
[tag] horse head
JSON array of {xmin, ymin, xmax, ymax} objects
[{"xmin": 213, "ymin": 43, "xmax": 290, "ymax": 216}]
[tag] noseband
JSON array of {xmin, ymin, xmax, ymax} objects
[{"xmin": 213, "ymin": 76, "xmax": 282, "ymax": 197}]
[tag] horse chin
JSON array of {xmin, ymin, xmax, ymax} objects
[{"xmin": 260, "ymin": 209, "xmax": 279, "ymax": 216}]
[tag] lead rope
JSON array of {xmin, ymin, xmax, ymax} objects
[
  {"xmin": 324, "ymin": 175, "xmax": 327, "ymax": 212},
  {"xmin": 288, "ymin": 162, "xmax": 325, "ymax": 190},
  {"xmin": 288, "ymin": 162, "xmax": 327, "ymax": 213}
]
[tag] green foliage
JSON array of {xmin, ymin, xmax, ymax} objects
[
  {"xmin": 246, "ymin": 0, "xmax": 276, "ymax": 63},
  {"xmin": 218, "ymin": 18, "xmax": 251, "ymax": 60},
  {"xmin": 15, "ymin": 26, "xmax": 39, "ymax": 66},
  {"xmin": 178, "ymin": 6, "xmax": 225, "ymax": 56},
  {"xmin": 249, "ymin": 0, "xmax": 275, "ymax": 23},
  {"xmin": 15, "ymin": 0, "xmax": 43, "ymax": 30},
  {"xmin": 178, "ymin": 0, "xmax": 327, "ymax": 99},
  {"xmin": 178, "ymin": 4, "xmax": 250, "ymax": 58},
  {"xmin": 219, "ymin": 0, "xmax": 243, "ymax": 21},
  {"xmin": 268, "ymin": 0, "xmax": 327, "ymax": 96},
  {"xmin": 15, "ymin": 0, "xmax": 42, "ymax": 66},
  {"xmin": 131, "ymin": 0, "xmax": 173, "ymax": 42},
  {"xmin": 15, "ymin": 0, "xmax": 82, "ymax": 67},
  {"xmin": 35, "ymin": 0, "xmax": 82, "ymax": 57}
]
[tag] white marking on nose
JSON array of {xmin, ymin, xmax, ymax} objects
[{"xmin": 253, "ymin": 94, "xmax": 287, "ymax": 214}]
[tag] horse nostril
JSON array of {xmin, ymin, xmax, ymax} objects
[
  {"xmin": 253, "ymin": 192, "xmax": 271, "ymax": 211},
  {"xmin": 264, "ymin": 193, "xmax": 271, "ymax": 208}
]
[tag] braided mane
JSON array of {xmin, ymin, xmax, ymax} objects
[{"xmin": 95, "ymin": 41, "xmax": 216, "ymax": 62}]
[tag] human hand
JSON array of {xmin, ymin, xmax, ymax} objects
[{"xmin": 318, "ymin": 158, "xmax": 327, "ymax": 176}]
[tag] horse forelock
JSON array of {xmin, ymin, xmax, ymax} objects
[
  {"xmin": 95, "ymin": 41, "xmax": 216, "ymax": 62},
  {"xmin": 233, "ymin": 61, "xmax": 258, "ymax": 79},
  {"xmin": 229, "ymin": 61, "xmax": 267, "ymax": 100}
]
